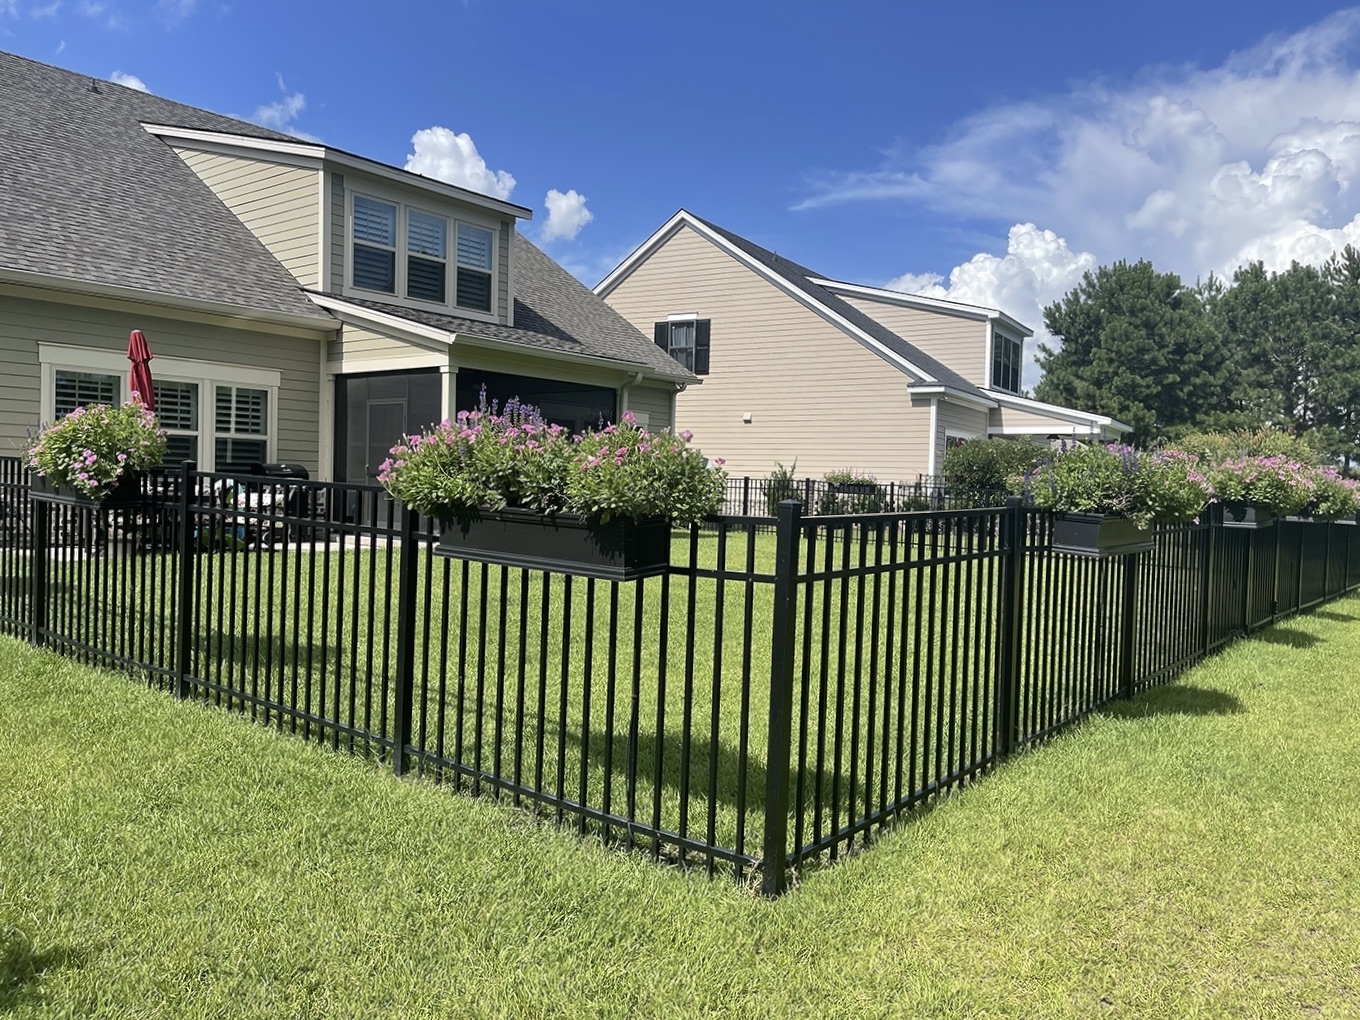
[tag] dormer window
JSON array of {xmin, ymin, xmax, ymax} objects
[
  {"xmin": 349, "ymin": 191, "xmax": 497, "ymax": 317},
  {"xmin": 992, "ymin": 333, "xmax": 1021, "ymax": 393},
  {"xmin": 353, "ymin": 196, "xmax": 398, "ymax": 294}
]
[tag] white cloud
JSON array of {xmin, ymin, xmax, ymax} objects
[
  {"xmin": 404, "ymin": 127, "xmax": 516, "ymax": 200},
  {"xmin": 0, "ymin": 0, "xmax": 18, "ymax": 15},
  {"xmin": 540, "ymin": 188, "xmax": 594, "ymax": 242},
  {"xmin": 804, "ymin": 9, "xmax": 1360, "ymax": 290},
  {"xmin": 31, "ymin": 1, "xmax": 60, "ymax": 17},
  {"xmin": 108, "ymin": 69, "xmax": 146, "ymax": 92},
  {"xmin": 887, "ymin": 224, "xmax": 1097, "ymax": 391},
  {"xmin": 250, "ymin": 74, "xmax": 318, "ymax": 141}
]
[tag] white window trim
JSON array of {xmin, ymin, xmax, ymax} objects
[
  {"xmin": 39, "ymin": 343, "xmax": 281, "ymax": 471},
  {"xmin": 344, "ymin": 185, "xmax": 500, "ymax": 324}
]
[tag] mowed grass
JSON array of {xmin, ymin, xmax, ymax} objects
[{"xmin": 3, "ymin": 596, "xmax": 1360, "ymax": 1018}]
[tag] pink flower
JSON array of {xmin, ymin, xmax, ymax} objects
[{"xmin": 680, "ymin": 430, "xmax": 693, "ymax": 442}]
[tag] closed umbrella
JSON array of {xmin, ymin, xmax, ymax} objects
[{"xmin": 127, "ymin": 329, "xmax": 155, "ymax": 411}]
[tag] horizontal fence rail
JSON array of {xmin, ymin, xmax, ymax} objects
[{"xmin": 2, "ymin": 455, "xmax": 1358, "ymax": 896}]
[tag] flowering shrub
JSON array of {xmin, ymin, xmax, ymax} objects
[
  {"xmin": 26, "ymin": 399, "xmax": 166, "ymax": 499},
  {"xmin": 817, "ymin": 469, "xmax": 885, "ymax": 514},
  {"xmin": 1306, "ymin": 468, "xmax": 1360, "ymax": 519},
  {"xmin": 1016, "ymin": 443, "xmax": 1213, "ymax": 527},
  {"xmin": 379, "ymin": 394, "xmax": 725, "ymax": 526},
  {"xmin": 1204, "ymin": 456, "xmax": 1316, "ymax": 516}
]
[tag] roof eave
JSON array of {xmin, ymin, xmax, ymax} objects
[
  {"xmin": 812, "ymin": 278, "xmax": 1034, "ymax": 337},
  {"xmin": 985, "ymin": 389, "xmax": 1132, "ymax": 432},
  {"xmin": 908, "ymin": 383, "xmax": 998, "ymax": 410}
]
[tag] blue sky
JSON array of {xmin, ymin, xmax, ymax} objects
[{"xmin": 5, "ymin": 1, "xmax": 1360, "ymax": 383}]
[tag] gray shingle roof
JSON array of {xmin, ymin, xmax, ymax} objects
[
  {"xmin": 334, "ymin": 233, "xmax": 694, "ymax": 382},
  {"xmin": 689, "ymin": 214, "xmax": 984, "ymax": 396},
  {"xmin": 0, "ymin": 50, "xmax": 330, "ymax": 321}
]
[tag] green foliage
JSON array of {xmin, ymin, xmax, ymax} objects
[
  {"xmin": 1036, "ymin": 260, "xmax": 1237, "ymax": 446},
  {"xmin": 816, "ymin": 469, "xmax": 886, "ymax": 514},
  {"xmin": 26, "ymin": 400, "xmax": 166, "ymax": 498},
  {"xmin": 380, "ymin": 394, "xmax": 725, "ymax": 526},
  {"xmin": 1169, "ymin": 426, "xmax": 1322, "ymax": 466},
  {"xmin": 1020, "ymin": 443, "xmax": 1213, "ymax": 526},
  {"xmin": 1310, "ymin": 469, "xmax": 1360, "ymax": 519},
  {"xmin": 1203, "ymin": 456, "xmax": 1317, "ymax": 516},
  {"xmin": 763, "ymin": 461, "xmax": 799, "ymax": 516},
  {"xmin": 942, "ymin": 438, "xmax": 1046, "ymax": 500}
]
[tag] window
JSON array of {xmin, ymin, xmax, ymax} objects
[
  {"xmin": 153, "ymin": 380, "xmax": 199, "ymax": 464},
  {"xmin": 54, "ymin": 370, "xmax": 118, "ymax": 418},
  {"xmin": 456, "ymin": 223, "xmax": 493, "ymax": 312},
  {"xmin": 992, "ymin": 333, "xmax": 1021, "ymax": 393},
  {"xmin": 215, "ymin": 386, "xmax": 269, "ymax": 471},
  {"xmin": 407, "ymin": 210, "xmax": 447, "ymax": 303},
  {"xmin": 653, "ymin": 318, "xmax": 711, "ymax": 375},
  {"xmin": 945, "ymin": 432, "xmax": 972, "ymax": 451},
  {"xmin": 352, "ymin": 196, "xmax": 398, "ymax": 294},
  {"xmin": 350, "ymin": 192, "xmax": 498, "ymax": 316}
]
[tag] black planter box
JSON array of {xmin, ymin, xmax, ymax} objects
[
  {"xmin": 1221, "ymin": 501, "xmax": 1275, "ymax": 529},
  {"xmin": 30, "ymin": 470, "xmax": 144, "ymax": 509},
  {"xmin": 1051, "ymin": 512, "xmax": 1153, "ymax": 558},
  {"xmin": 435, "ymin": 508, "xmax": 672, "ymax": 581}
]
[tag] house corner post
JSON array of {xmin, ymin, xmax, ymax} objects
[
  {"xmin": 173, "ymin": 462, "xmax": 198, "ymax": 700},
  {"xmin": 391, "ymin": 504, "xmax": 419, "ymax": 777},
  {"xmin": 995, "ymin": 496, "xmax": 1025, "ymax": 757},
  {"xmin": 761, "ymin": 499, "xmax": 801, "ymax": 897},
  {"xmin": 30, "ymin": 495, "xmax": 50, "ymax": 649}
]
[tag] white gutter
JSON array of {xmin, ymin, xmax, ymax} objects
[
  {"xmin": 927, "ymin": 399, "xmax": 940, "ymax": 476},
  {"xmin": 908, "ymin": 383, "xmax": 997, "ymax": 410},
  {"xmin": 0, "ymin": 266, "xmax": 338, "ymax": 333}
]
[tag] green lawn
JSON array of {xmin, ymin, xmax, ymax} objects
[{"xmin": 3, "ymin": 596, "xmax": 1359, "ymax": 1018}]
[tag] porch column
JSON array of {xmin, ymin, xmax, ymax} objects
[{"xmin": 440, "ymin": 363, "xmax": 458, "ymax": 423}]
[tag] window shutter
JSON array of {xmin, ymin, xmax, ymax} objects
[
  {"xmin": 654, "ymin": 322, "xmax": 667, "ymax": 350},
  {"xmin": 693, "ymin": 319, "xmax": 711, "ymax": 375}
]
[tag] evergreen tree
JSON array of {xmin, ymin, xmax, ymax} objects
[{"xmin": 1034, "ymin": 260, "xmax": 1237, "ymax": 446}]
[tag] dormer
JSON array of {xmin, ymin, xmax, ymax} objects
[{"xmin": 146, "ymin": 124, "xmax": 532, "ymax": 327}]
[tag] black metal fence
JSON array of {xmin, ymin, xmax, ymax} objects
[
  {"xmin": 718, "ymin": 474, "xmax": 1008, "ymax": 517},
  {"xmin": 2, "ymin": 456, "xmax": 1357, "ymax": 896}
]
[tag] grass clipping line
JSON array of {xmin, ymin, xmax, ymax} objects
[{"xmin": 1, "ymin": 598, "xmax": 1359, "ymax": 1018}]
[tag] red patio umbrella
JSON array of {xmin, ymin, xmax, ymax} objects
[{"xmin": 127, "ymin": 329, "xmax": 155, "ymax": 411}]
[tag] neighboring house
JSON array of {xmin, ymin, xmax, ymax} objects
[
  {"xmin": 0, "ymin": 51, "xmax": 691, "ymax": 483},
  {"xmin": 596, "ymin": 210, "xmax": 1127, "ymax": 480}
]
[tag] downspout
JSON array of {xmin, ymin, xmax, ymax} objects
[
  {"xmin": 619, "ymin": 370, "xmax": 643, "ymax": 419},
  {"xmin": 927, "ymin": 398, "xmax": 940, "ymax": 477}
]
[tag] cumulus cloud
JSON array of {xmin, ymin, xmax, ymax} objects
[
  {"xmin": 251, "ymin": 74, "xmax": 318, "ymax": 141},
  {"xmin": 805, "ymin": 8, "xmax": 1360, "ymax": 288},
  {"xmin": 109, "ymin": 69, "xmax": 146, "ymax": 92},
  {"xmin": 540, "ymin": 188, "xmax": 594, "ymax": 242},
  {"xmin": 887, "ymin": 224, "xmax": 1097, "ymax": 391},
  {"xmin": 404, "ymin": 127, "xmax": 516, "ymax": 200}
]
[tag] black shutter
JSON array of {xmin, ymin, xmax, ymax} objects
[
  {"xmin": 654, "ymin": 322, "xmax": 668, "ymax": 350},
  {"xmin": 694, "ymin": 319, "xmax": 711, "ymax": 375}
]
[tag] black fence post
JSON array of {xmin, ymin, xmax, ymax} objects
[
  {"xmin": 1118, "ymin": 552, "xmax": 1140, "ymax": 699},
  {"xmin": 761, "ymin": 499, "xmax": 801, "ymax": 897},
  {"xmin": 995, "ymin": 496, "xmax": 1025, "ymax": 757},
  {"xmin": 30, "ymin": 497, "xmax": 50, "ymax": 648},
  {"xmin": 1200, "ymin": 512, "xmax": 1216, "ymax": 657},
  {"xmin": 742, "ymin": 476, "xmax": 751, "ymax": 516},
  {"xmin": 391, "ymin": 505, "xmax": 419, "ymax": 778},
  {"xmin": 173, "ymin": 462, "xmax": 197, "ymax": 700}
]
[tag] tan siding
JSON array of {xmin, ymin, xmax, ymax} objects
[
  {"xmin": 327, "ymin": 324, "xmax": 446, "ymax": 368},
  {"xmin": 0, "ymin": 297, "xmax": 322, "ymax": 470},
  {"xmin": 624, "ymin": 385, "xmax": 673, "ymax": 432},
  {"xmin": 935, "ymin": 401, "xmax": 990, "ymax": 473},
  {"xmin": 990, "ymin": 406, "xmax": 1094, "ymax": 435},
  {"xmin": 840, "ymin": 294, "xmax": 989, "ymax": 386},
  {"xmin": 329, "ymin": 173, "xmax": 346, "ymax": 294},
  {"xmin": 602, "ymin": 225, "xmax": 931, "ymax": 480},
  {"xmin": 175, "ymin": 148, "xmax": 321, "ymax": 289}
]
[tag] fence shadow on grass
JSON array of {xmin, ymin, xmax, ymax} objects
[
  {"xmin": 1310, "ymin": 609, "xmax": 1359, "ymax": 623},
  {"xmin": 0, "ymin": 928, "xmax": 85, "ymax": 1012},
  {"xmin": 1246, "ymin": 627, "xmax": 1323, "ymax": 650},
  {"xmin": 1106, "ymin": 684, "xmax": 1244, "ymax": 720}
]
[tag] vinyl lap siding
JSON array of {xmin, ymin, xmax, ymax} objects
[
  {"xmin": 498, "ymin": 221, "xmax": 511, "ymax": 323},
  {"xmin": 935, "ymin": 401, "xmax": 989, "ymax": 472},
  {"xmin": 327, "ymin": 325, "xmax": 444, "ymax": 368},
  {"xmin": 175, "ymin": 148, "xmax": 321, "ymax": 289},
  {"xmin": 603, "ymin": 224, "xmax": 931, "ymax": 480},
  {"xmin": 0, "ymin": 296, "xmax": 323, "ymax": 470},
  {"xmin": 624, "ymin": 384, "xmax": 673, "ymax": 432},
  {"xmin": 329, "ymin": 173, "xmax": 346, "ymax": 294},
  {"xmin": 839, "ymin": 295, "xmax": 988, "ymax": 386}
]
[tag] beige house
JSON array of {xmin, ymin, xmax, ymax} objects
[
  {"xmin": 0, "ymin": 51, "xmax": 689, "ymax": 482},
  {"xmin": 596, "ymin": 211, "xmax": 1127, "ymax": 480}
]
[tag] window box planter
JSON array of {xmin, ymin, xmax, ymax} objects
[
  {"xmin": 1050, "ymin": 511, "xmax": 1153, "ymax": 558},
  {"xmin": 434, "ymin": 508, "xmax": 672, "ymax": 581},
  {"xmin": 29, "ymin": 471, "xmax": 144, "ymax": 509},
  {"xmin": 1221, "ymin": 501, "xmax": 1275, "ymax": 529}
]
